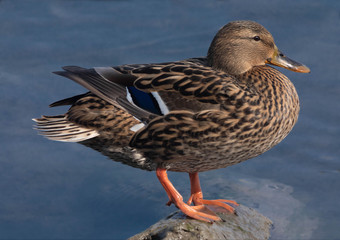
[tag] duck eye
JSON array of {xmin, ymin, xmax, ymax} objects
[{"xmin": 253, "ymin": 36, "xmax": 261, "ymax": 41}]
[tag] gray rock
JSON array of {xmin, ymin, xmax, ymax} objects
[{"xmin": 129, "ymin": 205, "xmax": 272, "ymax": 240}]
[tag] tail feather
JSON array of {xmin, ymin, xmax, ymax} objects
[{"xmin": 33, "ymin": 115, "xmax": 99, "ymax": 142}]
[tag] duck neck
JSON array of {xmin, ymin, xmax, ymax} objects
[{"xmin": 207, "ymin": 39, "xmax": 262, "ymax": 76}]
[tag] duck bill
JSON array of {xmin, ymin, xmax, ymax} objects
[{"xmin": 266, "ymin": 47, "xmax": 310, "ymax": 73}]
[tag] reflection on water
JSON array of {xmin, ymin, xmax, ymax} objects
[
  {"xmin": 0, "ymin": 0, "xmax": 340, "ymax": 239},
  {"xmin": 207, "ymin": 175, "xmax": 319, "ymax": 239}
]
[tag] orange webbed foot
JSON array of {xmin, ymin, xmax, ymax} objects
[
  {"xmin": 156, "ymin": 169, "xmax": 238, "ymax": 223},
  {"xmin": 156, "ymin": 168, "xmax": 222, "ymax": 223},
  {"xmin": 188, "ymin": 173, "xmax": 239, "ymax": 215},
  {"xmin": 195, "ymin": 198, "xmax": 238, "ymax": 214},
  {"xmin": 176, "ymin": 201, "xmax": 222, "ymax": 222}
]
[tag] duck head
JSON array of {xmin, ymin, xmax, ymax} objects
[{"xmin": 207, "ymin": 20, "xmax": 310, "ymax": 75}]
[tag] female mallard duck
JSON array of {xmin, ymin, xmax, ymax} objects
[{"xmin": 34, "ymin": 20, "xmax": 310, "ymax": 222}]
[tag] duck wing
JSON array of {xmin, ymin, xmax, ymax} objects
[
  {"xmin": 54, "ymin": 66, "xmax": 157, "ymax": 123},
  {"xmin": 116, "ymin": 58, "xmax": 237, "ymax": 105},
  {"xmin": 53, "ymin": 59, "xmax": 242, "ymax": 128}
]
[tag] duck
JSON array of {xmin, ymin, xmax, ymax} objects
[{"xmin": 34, "ymin": 20, "xmax": 310, "ymax": 223}]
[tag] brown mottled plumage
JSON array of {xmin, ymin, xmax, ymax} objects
[{"xmin": 34, "ymin": 20, "xmax": 309, "ymax": 222}]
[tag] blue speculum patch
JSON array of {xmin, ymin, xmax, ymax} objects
[{"xmin": 127, "ymin": 86, "xmax": 162, "ymax": 115}]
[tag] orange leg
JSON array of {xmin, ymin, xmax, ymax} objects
[
  {"xmin": 156, "ymin": 168, "xmax": 221, "ymax": 223},
  {"xmin": 188, "ymin": 172, "xmax": 239, "ymax": 214}
]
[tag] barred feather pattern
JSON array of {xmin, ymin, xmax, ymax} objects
[
  {"xmin": 66, "ymin": 95, "xmax": 140, "ymax": 146},
  {"xmin": 66, "ymin": 95, "xmax": 156, "ymax": 170},
  {"xmin": 115, "ymin": 58, "xmax": 240, "ymax": 105},
  {"xmin": 35, "ymin": 61, "xmax": 299, "ymax": 172},
  {"xmin": 130, "ymin": 65, "xmax": 299, "ymax": 172},
  {"xmin": 35, "ymin": 95, "xmax": 156, "ymax": 170}
]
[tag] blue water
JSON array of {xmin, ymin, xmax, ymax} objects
[{"xmin": 1, "ymin": 0, "xmax": 340, "ymax": 239}]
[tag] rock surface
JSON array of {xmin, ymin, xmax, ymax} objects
[{"xmin": 129, "ymin": 205, "xmax": 272, "ymax": 240}]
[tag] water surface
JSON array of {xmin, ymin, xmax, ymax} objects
[{"xmin": 1, "ymin": 0, "xmax": 340, "ymax": 239}]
